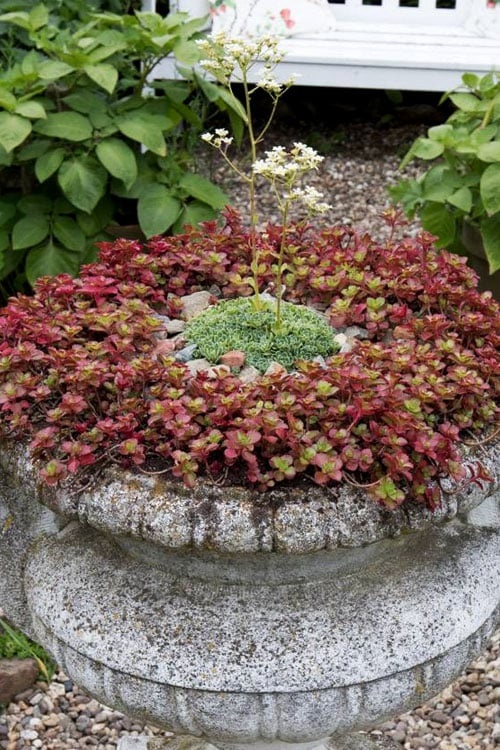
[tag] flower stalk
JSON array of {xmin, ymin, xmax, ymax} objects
[{"xmin": 198, "ymin": 32, "xmax": 331, "ymax": 326}]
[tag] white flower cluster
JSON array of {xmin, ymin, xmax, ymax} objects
[
  {"xmin": 286, "ymin": 186, "xmax": 332, "ymax": 215},
  {"xmin": 197, "ymin": 32, "xmax": 284, "ymax": 87},
  {"xmin": 252, "ymin": 143, "xmax": 324, "ymax": 182},
  {"xmin": 201, "ymin": 128, "xmax": 234, "ymax": 150}
]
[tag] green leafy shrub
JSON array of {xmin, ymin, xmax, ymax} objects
[
  {"xmin": 390, "ymin": 72, "xmax": 500, "ymax": 276},
  {"xmin": 0, "ymin": 5, "xmax": 237, "ymax": 301},
  {"xmin": 0, "ymin": 0, "xmax": 142, "ymax": 68}
]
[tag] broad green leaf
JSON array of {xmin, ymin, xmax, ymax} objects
[
  {"xmin": 480, "ymin": 163, "xmax": 500, "ymax": 215},
  {"xmin": 54, "ymin": 197, "xmax": 75, "ymax": 214},
  {"xmin": 455, "ymin": 141, "xmax": 477, "ymax": 155},
  {"xmin": 448, "ymin": 93, "xmax": 482, "ymax": 112},
  {"xmin": 0, "ymin": 146, "xmax": 12, "ymax": 167},
  {"xmin": 179, "ymin": 173, "xmax": 228, "ymax": 210},
  {"xmin": 0, "ymin": 202, "xmax": 16, "ymax": 226},
  {"xmin": 115, "ymin": 114, "xmax": 166, "ymax": 156},
  {"xmin": 35, "ymin": 148, "xmax": 65, "ymax": 182},
  {"xmin": 63, "ymin": 90, "xmax": 107, "ymax": 115},
  {"xmin": 17, "ymin": 194, "xmax": 52, "ymax": 214},
  {"xmin": 195, "ymin": 75, "xmax": 228, "ymax": 104},
  {"xmin": 89, "ymin": 111, "xmax": 114, "ymax": 129},
  {"xmin": 87, "ymin": 43, "xmax": 129, "ymax": 64},
  {"xmin": 0, "ymin": 229, "xmax": 8, "ymax": 252},
  {"xmin": 81, "ymin": 243, "xmax": 99, "ymax": 265},
  {"xmin": 58, "ymin": 158, "xmax": 107, "ymax": 213},
  {"xmin": 173, "ymin": 39, "xmax": 200, "ymax": 66},
  {"xmin": 110, "ymin": 163, "xmax": 157, "ymax": 199},
  {"xmin": 193, "ymin": 73, "xmax": 248, "ymax": 123},
  {"xmin": 427, "ymin": 124, "xmax": 454, "ymax": 143},
  {"xmin": 0, "ymin": 11, "xmax": 30, "ymax": 29},
  {"xmin": 25, "ymin": 241, "xmax": 80, "ymax": 285},
  {"xmin": 83, "ymin": 64, "xmax": 118, "ymax": 94},
  {"xmin": 0, "ymin": 112, "xmax": 31, "ymax": 152},
  {"xmin": 420, "ymin": 202, "xmax": 457, "ymax": 247},
  {"xmin": 173, "ymin": 201, "xmax": 217, "ymax": 233},
  {"xmin": 34, "ymin": 112, "xmax": 92, "ymax": 141},
  {"xmin": 421, "ymin": 166, "xmax": 459, "ymax": 202},
  {"xmin": 76, "ymin": 196, "xmax": 113, "ymax": 235},
  {"xmin": 0, "ymin": 88, "xmax": 17, "ymax": 111},
  {"xmin": 14, "ymin": 101, "xmax": 46, "ymax": 119},
  {"xmin": 138, "ymin": 184, "xmax": 181, "ymax": 237},
  {"xmin": 412, "ymin": 138, "xmax": 445, "ymax": 161},
  {"xmin": 214, "ymin": 86, "xmax": 248, "ymax": 123},
  {"xmin": 226, "ymin": 106, "xmax": 245, "ymax": 146},
  {"xmin": 96, "ymin": 138, "xmax": 137, "ymax": 189},
  {"xmin": 20, "ymin": 50, "xmax": 39, "ymax": 76},
  {"xmin": 462, "ymin": 73, "xmax": 479, "ymax": 89},
  {"xmin": 480, "ymin": 214, "xmax": 500, "ymax": 274},
  {"xmin": 18, "ymin": 139, "xmax": 50, "ymax": 161},
  {"xmin": 388, "ymin": 179, "xmax": 422, "ymax": 216},
  {"xmin": 53, "ymin": 216, "xmax": 86, "ymax": 253},
  {"xmin": 479, "ymin": 74, "xmax": 496, "ymax": 94},
  {"xmin": 29, "ymin": 4, "xmax": 49, "ymax": 29},
  {"xmin": 477, "ymin": 142, "xmax": 500, "ymax": 163},
  {"xmin": 38, "ymin": 61, "xmax": 74, "ymax": 80},
  {"xmin": 0, "ymin": 244, "xmax": 24, "ymax": 279},
  {"xmin": 12, "ymin": 214, "xmax": 50, "ymax": 250},
  {"xmin": 448, "ymin": 187, "xmax": 473, "ymax": 213},
  {"xmin": 471, "ymin": 124, "xmax": 497, "ymax": 145}
]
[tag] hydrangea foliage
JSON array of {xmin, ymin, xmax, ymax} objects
[{"xmin": 0, "ymin": 210, "xmax": 498, "ymax": 508}]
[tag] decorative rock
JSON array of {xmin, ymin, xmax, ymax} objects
[
  {"xmin": 20, "ymin": 728, "xmax": 38, "ymax": 740},
  {"xmin": 174, "ymin": 343, "xmax": 197, "ymax": 363},
  {"xmin": 239, "ymin": 365, "xmax": 261, "ymax": 383},
  {"xmin": 186, "ymin": 358, "xmax": 212, "ymax": 376},
  {"xmin": 334, "ymin": 733, "xmax": 403, "ymax": 749},
  {"xmin": 0, "ymin": 658, "xmax": 39, "ymax": 706},
  {"xmin": 334, "ymin": 328, "xmax": 368, "ymax": 353},
  {"xmin": 344, "ymin": 325, "xmax": 370, "ymax": 340},
  {"xmin": 219, "ymin": 350, "xmax": 245, "ymax": 369},
  {"xmin": 206, "ymin": 364, "xmax": 231, "ymax": 378},
  {"xmin": 118, "ymin": 738, "xmax": 175, "ymax": 750},
  {"xmin": 164, "ymin": 319, "xmax": 186, "ymax": 335},
  {"xmin": 180, "ymin": 291, "xmax": 214, "ymax": 321},
  {"xmin": 264, "ymin": 361, "xmax": 287, "ymax": 377},
  {"xmin": 151, "ymin": 340, "xmax": 176, "ymax": 360}
]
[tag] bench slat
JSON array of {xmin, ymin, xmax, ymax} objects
[{"xmin": 148, "ymin": 0, "xmax": 500, "ymax": 91}]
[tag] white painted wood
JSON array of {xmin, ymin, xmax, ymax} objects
[{"xmin": 150, "ymin": 0, "xmax": 500, "ymax": 90}]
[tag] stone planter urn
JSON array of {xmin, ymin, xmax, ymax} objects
[{"xmin": 1, "ymin": 438, "xmax": 499, "ymax": 750}]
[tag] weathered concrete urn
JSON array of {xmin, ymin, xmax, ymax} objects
[{"xmin": 1, "ymin": 438, "xmax": 499, "ymax": 749}]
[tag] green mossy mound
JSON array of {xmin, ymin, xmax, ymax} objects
[{"xmin": 186, "ymin": 296, "xmax": 339, "ymax": 372}]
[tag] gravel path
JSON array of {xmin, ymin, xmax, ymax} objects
[
  {"xmin": 1, "ymin": 115, "xmax": 498, "ymax": 749},
  {"xmin": 0, "ymin": 630, "xmax": 498, "ymax": 749}
]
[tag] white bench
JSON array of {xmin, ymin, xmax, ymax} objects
[{"xmin": 143, "ymin": 0, "xmax": 499, "ymax": 91}]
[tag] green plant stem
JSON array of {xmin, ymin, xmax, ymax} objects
[
  {"xmin": 242, "ymin": 70, "xmax": 262, "ymax": 312},
  {"xmin": 274, "ymin": 201, "xmax": 290, "ymax": 332},
  {"xmin": 480, "ymin": 98, "xmax": 495, "ymax": 129}
]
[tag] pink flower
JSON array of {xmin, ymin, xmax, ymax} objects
[{"xmin": 280, "ymin": 8, "xmax": 295, "ymax": 29}]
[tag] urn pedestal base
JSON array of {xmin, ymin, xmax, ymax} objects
[
  {"xmin": 116, "ymin": 735, "xmax": 404, "ymax": 750},
  {"xmin": 21, "ymin": 512, "xmax": 499, "ymax": 749},
  {"xmin": 1, "ymin": 442, "xmax": 499, "ymax": 750}
]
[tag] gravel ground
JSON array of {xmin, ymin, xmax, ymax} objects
[
  {"xmin": 1, "ymin": 111, "xmax": 499, "ymax": 749},
  {"xmin": 0, "ymin": 630, "xmax": 498, "ymax": 749},
  {"xmin": 203, "ymin": 105, "xmax": 429, "ymax": 238}
]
